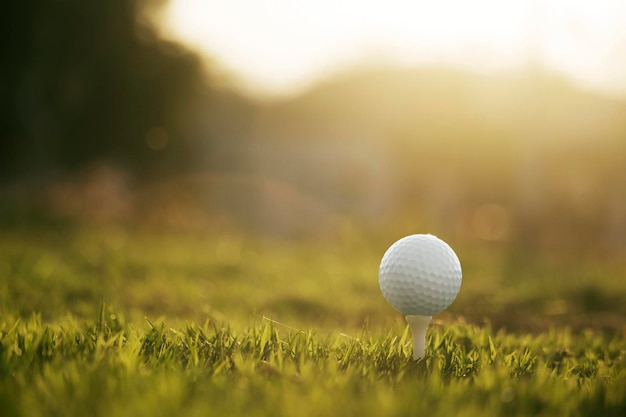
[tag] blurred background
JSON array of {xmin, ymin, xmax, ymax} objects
[{"xmin": 1, "ymin": 0, "xmax": 625, "ymax": 332}]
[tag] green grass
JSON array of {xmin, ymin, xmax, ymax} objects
[
  {"xmin": 1, "ymin": 307, "xmax": 625, "ymax": 417},
  {"xmin": 1, "ymin": 228, "xmax": 625, "ymax": 416}
]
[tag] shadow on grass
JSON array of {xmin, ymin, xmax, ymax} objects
[{"xmin": 456, "ymin": 286, "xmax": 625, "ymax": 335}]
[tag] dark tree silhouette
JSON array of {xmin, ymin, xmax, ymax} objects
[{"xmin": 1, "ymin": 0, "xmax": 211, "ymax": 179}]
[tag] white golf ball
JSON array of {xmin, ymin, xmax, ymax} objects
[{"xmin": 379, "ymin": 234, "xmax": 462, "ymax": 316}]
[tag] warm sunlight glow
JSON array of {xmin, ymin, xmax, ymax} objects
[{"xmin": 163, "ymin": 0, "xmax": 626, "ymax": 96}]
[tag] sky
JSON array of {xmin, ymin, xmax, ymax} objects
[{"xmin": 162, "ymin": 0, "xmax": 626, "ymax": 97}]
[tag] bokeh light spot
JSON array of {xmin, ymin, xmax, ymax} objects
[
  {"xmin": 472, "ymin": 203, "xmax": 511, "ymax": 241},
  {"xmin": 145, "ymin": 126, "xmax": 169, "ymax": 150}
]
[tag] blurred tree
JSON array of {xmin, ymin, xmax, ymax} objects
[{"xmin": 1, "ymin": 0, "xmax": 210, "ymax": 179}]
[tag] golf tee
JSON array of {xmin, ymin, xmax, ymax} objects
[{"xmin": 405, "ymin": 315, "xmax": 432, "ymax": 361}]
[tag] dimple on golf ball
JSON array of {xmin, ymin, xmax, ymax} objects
[{"xmin": 379, "ymin": 234, "xmax": 462, "ymax": 316}]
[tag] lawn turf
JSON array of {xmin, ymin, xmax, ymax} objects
[{"xmin": 1, "ymin": 228, "xmax": 625, "ymax": 416}]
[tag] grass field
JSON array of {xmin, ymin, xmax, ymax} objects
[{"xmin": 1, "ymin": 227, "xmax": 625, "ymax": 416}]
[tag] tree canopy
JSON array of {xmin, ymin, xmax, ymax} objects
[{"xmin": 1, "ymin": 0, "xmax": 210, "ymax": 179}]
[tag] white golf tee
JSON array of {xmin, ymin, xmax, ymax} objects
[{"xmin": 405, "ymin": 315, "xmax": 432, "ymax": 361}]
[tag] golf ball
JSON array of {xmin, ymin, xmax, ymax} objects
[{"xmin": 379, "ymin": 234, "xmax": 462, "ymax": 316}]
